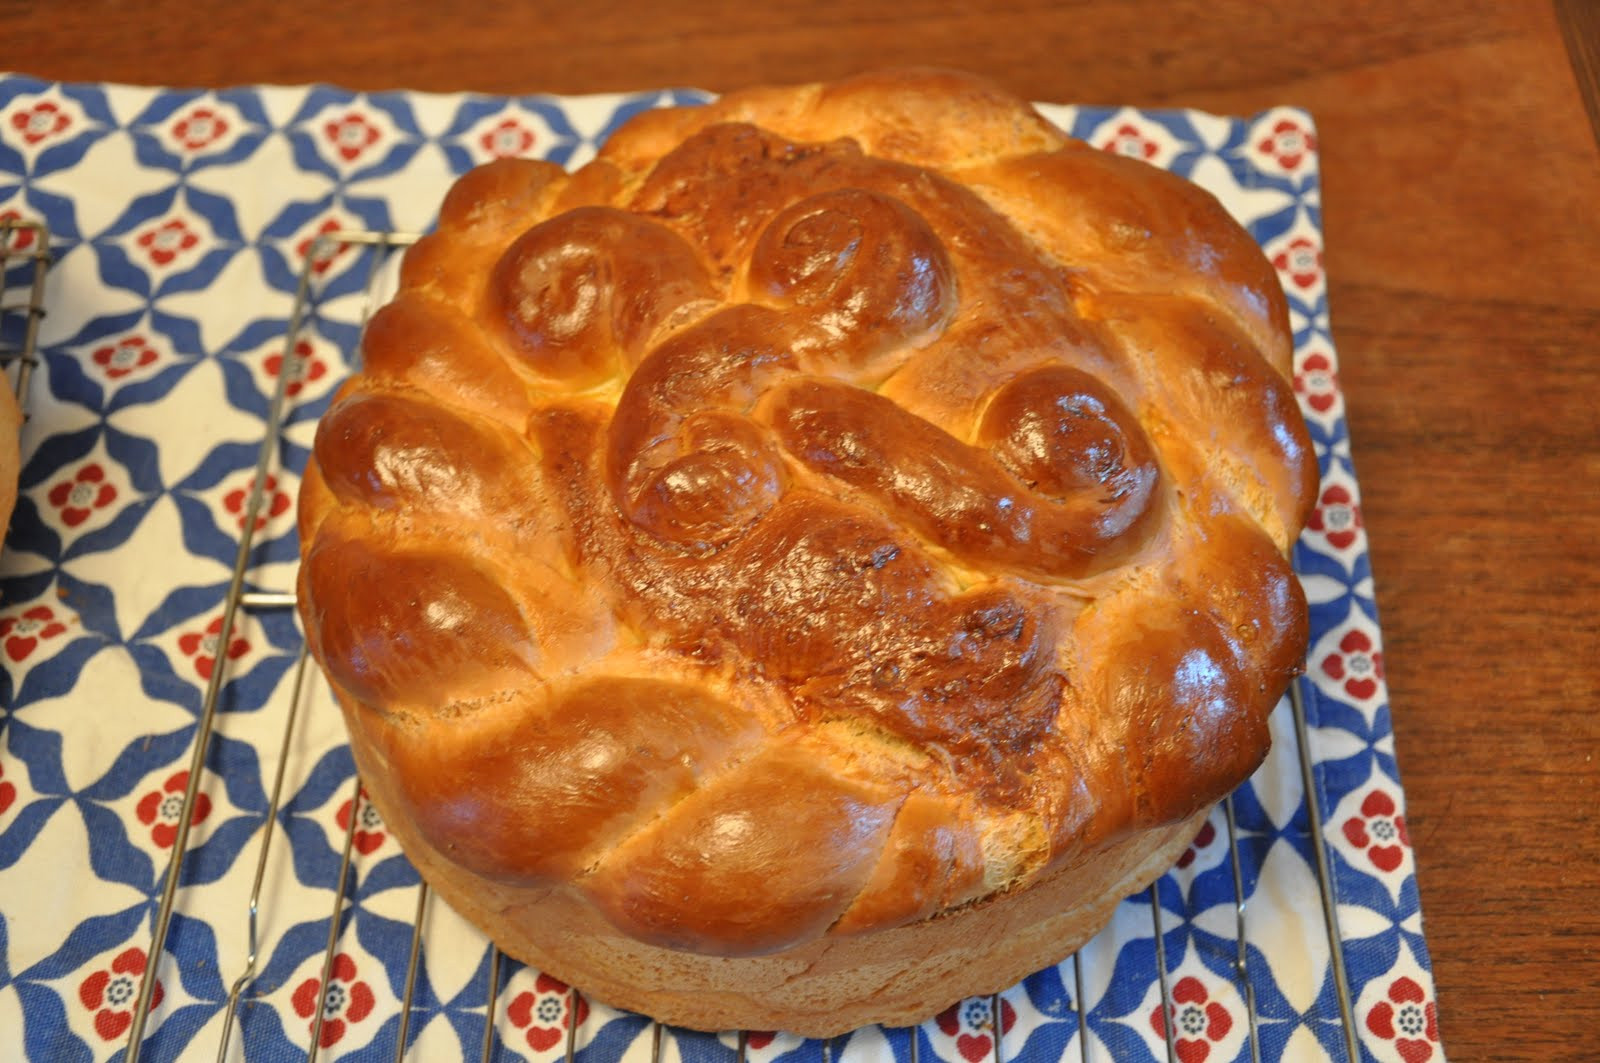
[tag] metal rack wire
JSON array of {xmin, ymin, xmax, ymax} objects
[
  {"xmin": 0, "ymin": 216, "xmax": 50, "ymax": 408},
  {"xmin": 119, "ymin": 230, "xmax": 1364, "ymax": 1063}
]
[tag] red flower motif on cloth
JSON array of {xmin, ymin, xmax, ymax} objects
[
  {"xmin": 1101, "ymin": 123, "xmax": 1158, "ymax": 160},
  {"xmin": 78, "ymin": 947, "xmax": 162, "ymax": 1041},
  {"xmin": 291, "ymin": 952, "xmax": 376, "ymax": 1049},
  {"xmin": 481, "ymin": 118, "xmax": 535, "ymax": 159},
  {"xmin": 2, "ymin": 605, "xmax": 68, "ymax": 663},
  {"xmin": 1293, "ymin": 352, "xmax": 1339, "ymax": 414},
  {"xmin": 1365, "ymin": 976, "xmax": 1439, "ymax": 1063},
  {"xmin": 335, "ymin": 787, "xmax": 387, "ymax": 855},
  {"xmin": 135, "ymin": 770, "xmax": 212, "ymax": 849},
  {"xmin": 1308, "ymin": 484, "xmax": 1363, "ymax": 550},
  {"xmin": 0, "ymin": 761, "xmax": 16, "ymax": 818},
  {"xmin": 0, "ymin": 209, "xmax": 37, "ymax": 252},
  {"xmin": 1150, "ymin": 977, "xmax": 1233, "ymax": 1063},
  {"xmin": 296, "ymin": 219, "xmax": 350, "ymax": 276},
  {"xmin": 92, "ymin": 336, "xmax": 161, "ymax": 380},
  {"xmin": 324, "ymin": 112, "xmax": 381, "ymax": 162},
  {"xmin": 11, "ymin": 100, "xmax": 71, "ymax": 145},
  {"xmin": 1321, "ymin": 629, "xmax": 1384, "ymax": 701},
  {"xmin": 136, "ymin": 218, "xmax": 201, "ymax": 268},
  {"xmin": 223, "ymin": 473, "xmax": 292, "ymax": 533},
  {"xmin": 265, "ymin": 339, "xmax": 329, "ymax": 397},
  {"xmin": 507, "ymin": 974, "xmax": 590, "ymax": 1053},
  {"xmin": 745, "ymin": 1032, "xmax": 776, "ymax": 1051},
  {"xmin": 1272, "ymin": 236, "xmax": 1322, "ymax": 290},
  {"xmin": 1342, "ymin": 789, "xmax": 1410, "ymax": 873},
  {"xmin": 1175, "ymin": 820, "xmax": 1217, "ymax": 870},
  {"xmin": 47, "ymin": 464, "xmax": 118, "ymax": 527},
  {"xmin": 177, "ymin": 616, "xmax": 249, "ymax": 681},
  {"xmin": 1256, "ymin": 118, "xmax": 1316, "ymax": 171},
  {"xmin": 935, "ymin": 996, "xmax": 1018, "ymax": 1063},
  {"xmin": 172, "ymin": 106, "xmax": 230, "ymax": 151}
]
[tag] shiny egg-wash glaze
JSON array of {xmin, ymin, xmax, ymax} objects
[{"xmin": 296, "ymin": 69, "xmax": 1318, "ymax": 1035}]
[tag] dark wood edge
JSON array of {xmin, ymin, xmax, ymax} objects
[{"xmin": 1555, "ymin": 0, "xmax": 1600, "ymax": 147}]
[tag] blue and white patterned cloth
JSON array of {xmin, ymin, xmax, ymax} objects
[{"xmin": 0, "ymin": 74, "xmax": 1442, "ymax": 1063}]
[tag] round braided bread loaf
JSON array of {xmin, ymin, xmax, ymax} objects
[{"xmin": 297, "ymin": 69, "xmax": 1318, "ymax": 1035}]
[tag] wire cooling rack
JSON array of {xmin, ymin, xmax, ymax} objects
[
  {"xmin": 0, "ymin": 216, "xmax": 49, "ymax": 407},
  {"xmin": 115, "ymin": 230, "xmax": 1365, "ymax": 1063}
]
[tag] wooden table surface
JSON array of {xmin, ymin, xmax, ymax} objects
[{"xmin": 7, "ymin": 1, "xmax": 1597, "ymax": 1058}]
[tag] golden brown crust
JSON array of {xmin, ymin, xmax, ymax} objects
[
  {"xmin": 343, "ymin": 696, "xmax": 1208, "ymax": 1036},
  {"xmin": 297, "ymin": 68, "xmax": 1317, "ymax": 1032},
  {"xmin": 0, "ymin": 384, "xmax": 19, "ymax": 538}
]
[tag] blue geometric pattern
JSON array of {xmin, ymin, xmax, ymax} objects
[{"xmin": 0, "ymin": 76, "xmax": 1443, "ymax": 1062}]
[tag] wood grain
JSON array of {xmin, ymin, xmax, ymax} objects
[{"xmin": 4, "ymin": 1, "xmax": 1596, "ymax": 1058}]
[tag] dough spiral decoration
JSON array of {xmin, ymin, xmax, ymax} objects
[{"xmin": 298, "ymin": 69, "xmax": 1319, "ymax": 1035}]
